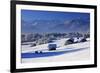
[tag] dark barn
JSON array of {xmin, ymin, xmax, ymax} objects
[{"xmin": 48, "ymin": 44, "xmax": 57, "ymax": 51}]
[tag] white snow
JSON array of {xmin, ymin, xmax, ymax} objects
[
  {"xmin": 21, "ymin": 38, "xmax": 90, "ymax": 63},
  {"xmin": 21, "ymin": 38, "xmax": 66, "ymax": 53},
  {"xmin": 22, "ymin": 38, "xmax": 89, "ymax": 53},
  {"xmin": 22, "ymin": 48, "xmax": 90, "ymax": 63}
]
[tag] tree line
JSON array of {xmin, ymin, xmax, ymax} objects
[{"xmin": 21, "ymin": 32, "xmax": 90, "ymax": 44}]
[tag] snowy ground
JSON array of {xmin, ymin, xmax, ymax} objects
[{"xmin": 21, "ymin": 38, "xmax": 90, "ymax": 63}]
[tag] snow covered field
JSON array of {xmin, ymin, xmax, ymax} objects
[{"xmin": 21, "ymin": 38, "xmax": 90, "ymax": 63}]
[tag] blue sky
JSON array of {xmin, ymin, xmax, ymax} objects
[{"xmin": 21, "ymin": 9, "xmax": 90, "ymax": 22}]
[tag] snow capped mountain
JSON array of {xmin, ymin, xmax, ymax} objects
[
  {"xmin": 21, "ymin": 18, "xmax": 90, "ymax": 33},
  {"xmin": 51, "ymin": 18, "xmax": 90, "ymax": 33}
]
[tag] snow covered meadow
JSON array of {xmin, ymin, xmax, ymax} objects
[{"xmin": 21, "ymin": 36, "xmax": 90, "ymax": 63}]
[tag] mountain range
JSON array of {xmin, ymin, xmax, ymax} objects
[{"xmin": 21, "ymin": 18, "xmax": 90, "ymax": 33}]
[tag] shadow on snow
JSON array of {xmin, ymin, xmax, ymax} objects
[{"xmin": 21, "ymin": 48, "xmax": 88, "ymax": 58}]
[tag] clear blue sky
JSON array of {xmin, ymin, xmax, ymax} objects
[{"xmin": 21, "ymin": 9, "xmax": 90, "ymax": 22}]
